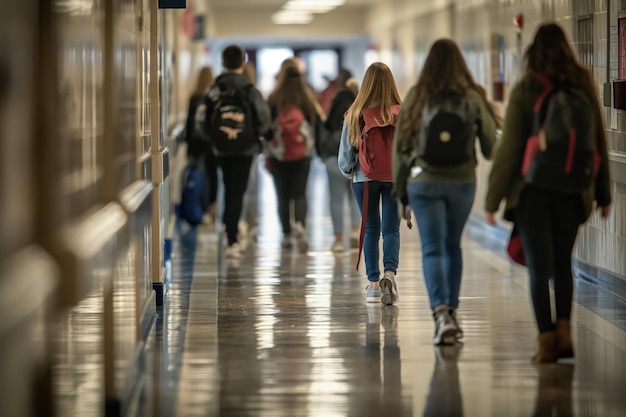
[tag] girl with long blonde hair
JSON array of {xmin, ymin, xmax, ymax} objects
[{"xmin": 338, "ymin": 62, "xmax": 403, "ymax": 305}]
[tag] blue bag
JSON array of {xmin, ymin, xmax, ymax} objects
[{"xmin": 177, "ymin": 160, "xmax": 209, "ymax": 226}]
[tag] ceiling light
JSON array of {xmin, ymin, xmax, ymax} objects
[
  {"xmin": 283, "ymin": 0, "xmax": 345, "ymax": 13},
  {"xmin": 286, "ymin": 0, "xmax": 345, "ymax": 6},
  {"xmin": 271, "ymin": 10, "xmax": 314, "ymax": 25},
  {"xmin": 283, "ymin": 4, "xmax": 337, "ymax": 13}
]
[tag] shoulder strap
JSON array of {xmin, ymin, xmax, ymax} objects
[
  {"xmin": 356, "ymin": 181, "xmax": 368, "ymax": 271},
  {"xmin": 531, "ymin": 73, "xmax": 556, "ymax": 135}
]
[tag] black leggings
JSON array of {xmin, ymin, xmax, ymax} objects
[
  {"xmin": 268, "ymin": 157, "xmax": 311, "ymax": 235},
  {"xmin": 515, "ymin": 186, "xmax": 584, "ymax": 333}
]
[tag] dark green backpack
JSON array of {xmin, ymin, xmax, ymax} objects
[{"xmin": 522, "ymin": 74, "xmax": 600, "ymax": 193}]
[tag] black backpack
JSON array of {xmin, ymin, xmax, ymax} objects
[
  {"xmin": 208, "ymin": 84, "xmax": 257, "ymax": 154},
  {"xmin": 319, "ymin": 127, "xmax": 342, "ymax": 160},
  {"xmin": 522, "ymin": 74, "xmax": 599, "ymax": 192},
  {"xmin": 418, "ymin": 90, "xmax": 477, "ymax": 167}
]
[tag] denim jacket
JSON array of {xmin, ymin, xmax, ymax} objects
[{"xmin": 337, "ymin": 121, "xmax": 369, "ymax": 183}]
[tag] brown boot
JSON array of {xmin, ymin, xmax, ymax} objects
[
  {"xmin": 209, "ymin": 203, "xmax": 217, "ymax": 224},
  {"xmin": 532, "ymin": 331, "xmax": 558, "ymax": 363},
  {"xmin": 555, "ymin": 319, "xmax": 574, "ymax": 359}
]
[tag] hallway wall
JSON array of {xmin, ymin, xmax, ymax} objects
[{"xmin": 364, "ymin": 0, "xmax": 625, "ymax": 297}]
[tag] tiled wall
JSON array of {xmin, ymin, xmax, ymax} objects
[{"xmin": 367, "ymin": 0, "xmax": 626, "ymax": 296}]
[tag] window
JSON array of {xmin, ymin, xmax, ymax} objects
[
  {"xmin": 619, "ymin": 18, "xmax": 626, "ymax": 79},
  {"xmin": 576, "ymin": 16, "xmax": 594, "ymax": 71},
  {"xmin": 257, "ymin": 48, "xmax": 294, "ymax": 97}
]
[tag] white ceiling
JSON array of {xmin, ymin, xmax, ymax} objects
[
  {"xmin": 200, "ymin": 0, "xmax": 380, "ymax": 40},
  {"xmin": 206, "ymin": 0, "xmax": 377, "ymax": 10}
]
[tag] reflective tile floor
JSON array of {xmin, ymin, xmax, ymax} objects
[{"xmin": 155, "ymin": 160, "xmax": 626, "ymax": 417}]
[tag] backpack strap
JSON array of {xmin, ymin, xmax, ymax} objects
[
  {"xmin": 355, "ymin": 180, "xmax": 369, "ymax": 271},
  {"xmin": 531, "ymin": 73, "xmax": 555, "ymax": 135},
  {"xmin": 359, "ymin": 115, "xmax": 366, "ymax": 138}
]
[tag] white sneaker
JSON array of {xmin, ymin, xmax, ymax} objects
[
  {"xmin": 379, "ymin": 273, "xmax": 399, "ymax": 305},
  {"xmin": 331, "ymin": 240, "xmax": 344, "ymax": 252},
  {"xmin": 350, "ymin": 231, "xmax": 360, "ymax": 249},
  {"xmin": 294, "ymin": 223, "xmax": 308, "ymax": 252},
  {"xmin": 365, "ymin": 284, "xmax": 382, "ymax": 303},
  {"xmin": 226, "ymin": 243, "xmax": 241, "ymax": 259},
  {"xmin": 238, "ymin": 220, "xmax": 249, "ymax": 238},
  {"xmin": 248, "ymin": 225, "xmax": 258, "ymax": 242},
  {"xmin": 433, "ymin": 305, "xmax": 456, "ymax": 345}
]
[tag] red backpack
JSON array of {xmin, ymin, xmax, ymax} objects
[
  {"xmin": 267, "ymin": 106, "xmax": 315, "ymax": 161},
  {"xmin": 358, "ymin": 105, "xmax": 401, "ymax": 181},
  {"xmin": 355, "ymin": 105, "xmax": 401, "ymax": 270}
]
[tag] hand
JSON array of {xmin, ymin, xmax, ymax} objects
[
  {"xmin": 403, "ymin": 205, "xmax": 412, "ymax": 229},
  {"xmin": 600, "ymin": 205, "xmax": 610, "ymax": 218},
  {"xmin": 485, "ymin": 212, "xmax": 497, "ymax": 225}
]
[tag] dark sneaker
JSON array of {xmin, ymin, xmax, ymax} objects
[
  {"xmin": 379, "ymin": 273, "xmax": 398, "ymax": 305},
  {"xmin": 433, "ymin": 305, "xmax": 457, "ymax": 345}
]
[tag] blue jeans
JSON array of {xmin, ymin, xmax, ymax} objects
[
  {"xmin": 353, "ymin": 181, "xmax": 400, "ymax": 282},
  {"xmin": 325, "ymin": 156, "xmax": 360, "ymax": 234},
  {"xmin": 407, "ymin": 181, "xmax": 476, "ymax": 310}
]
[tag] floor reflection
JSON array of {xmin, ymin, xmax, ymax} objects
[
  {"xmin": 164, "ymin": 159, "xmax": 626, "ymax": 417},
  {"xmin": 532, "ymin": 364, "xmax": 574, "ymax": 417},
  {"xmin": 423, "ymin": 344, "xmax": 464, "ymax": 417},
  {"xmin": 355, "ymin": 304, "xmax": 408, "ymax": 416}
]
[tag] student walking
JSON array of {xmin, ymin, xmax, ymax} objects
[
  {"xmin": 240, "ymin": 61, "xmax": 260, "ymax": 243},
  {"xmin": 338, "ymin": 62, "xmax": 402, "ymax": 305},
  {"xmin": 484, "ymin": 23, "xmax": 612, "ymax": 362},
  {"xmin": 202, "ymin": 45, "xmax": 271, "ymax": 258},
  {"xmin": 392, "ymin": 39, "xmax": 500, "ymax": 345},
  {"xmin": 185, "ymin": 67, "xmax": 218, "ymax": 223},
  {"xmin": 265, "ymin": 62, "xmax": 325, "ymax": 252},
  {"xmin": 320, "ymin": 72, "xmax": 360, "ymax": 252}
]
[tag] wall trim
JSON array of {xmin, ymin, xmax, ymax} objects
[{"xmin": 573, "ymin": 259, "xmax": 626, "ymax": 302}]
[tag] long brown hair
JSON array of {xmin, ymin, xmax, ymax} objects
[
  {"xmin": 397, "ymin": 39, "xmax": 501, "ymax": 146},
  {"xmin": 345, "ymin": 62, "xmax": 402, "ymax": 146},
  {"xmin": 268, "ymin": 65, "xmax": 324, "ymax": 124},
  {"xmin": 524, "ymin": 23, "xmax": 598, "ymax": 104},
  {"xmin": 191, "ymin": 67, "xmax": 214, "ymax": 96},
  {"xmin": 275, "ymin": 58, "xmax": 299, "ymax": 84}
]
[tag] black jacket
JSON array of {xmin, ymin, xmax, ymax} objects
[
  {"xmin": 318, "ymin": 89, "xmax": 355, "ymax": 159},
  {"xmin": 185, "ymin": 93, "xmax": 211, "ymax": 157},
  {"xmin": 202, "ymin": 73, "xmax": 271, "ymax": 156},
  {"xmin": 324, "ymin": 89, "xmax": 355, "ymax": 132}
]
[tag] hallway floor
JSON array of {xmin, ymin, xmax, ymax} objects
[{"xmin": 154, "ymin": 160, "xmax": 626, "ymax": 417}]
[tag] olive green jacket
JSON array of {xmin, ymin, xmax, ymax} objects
[
  {"xmin": 484, "ymin": 75, "xmax": 612, "ymax": 222},
  {"xmin": 392, "ymin": 87, "xmax": 498, "ymax": 200}
]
